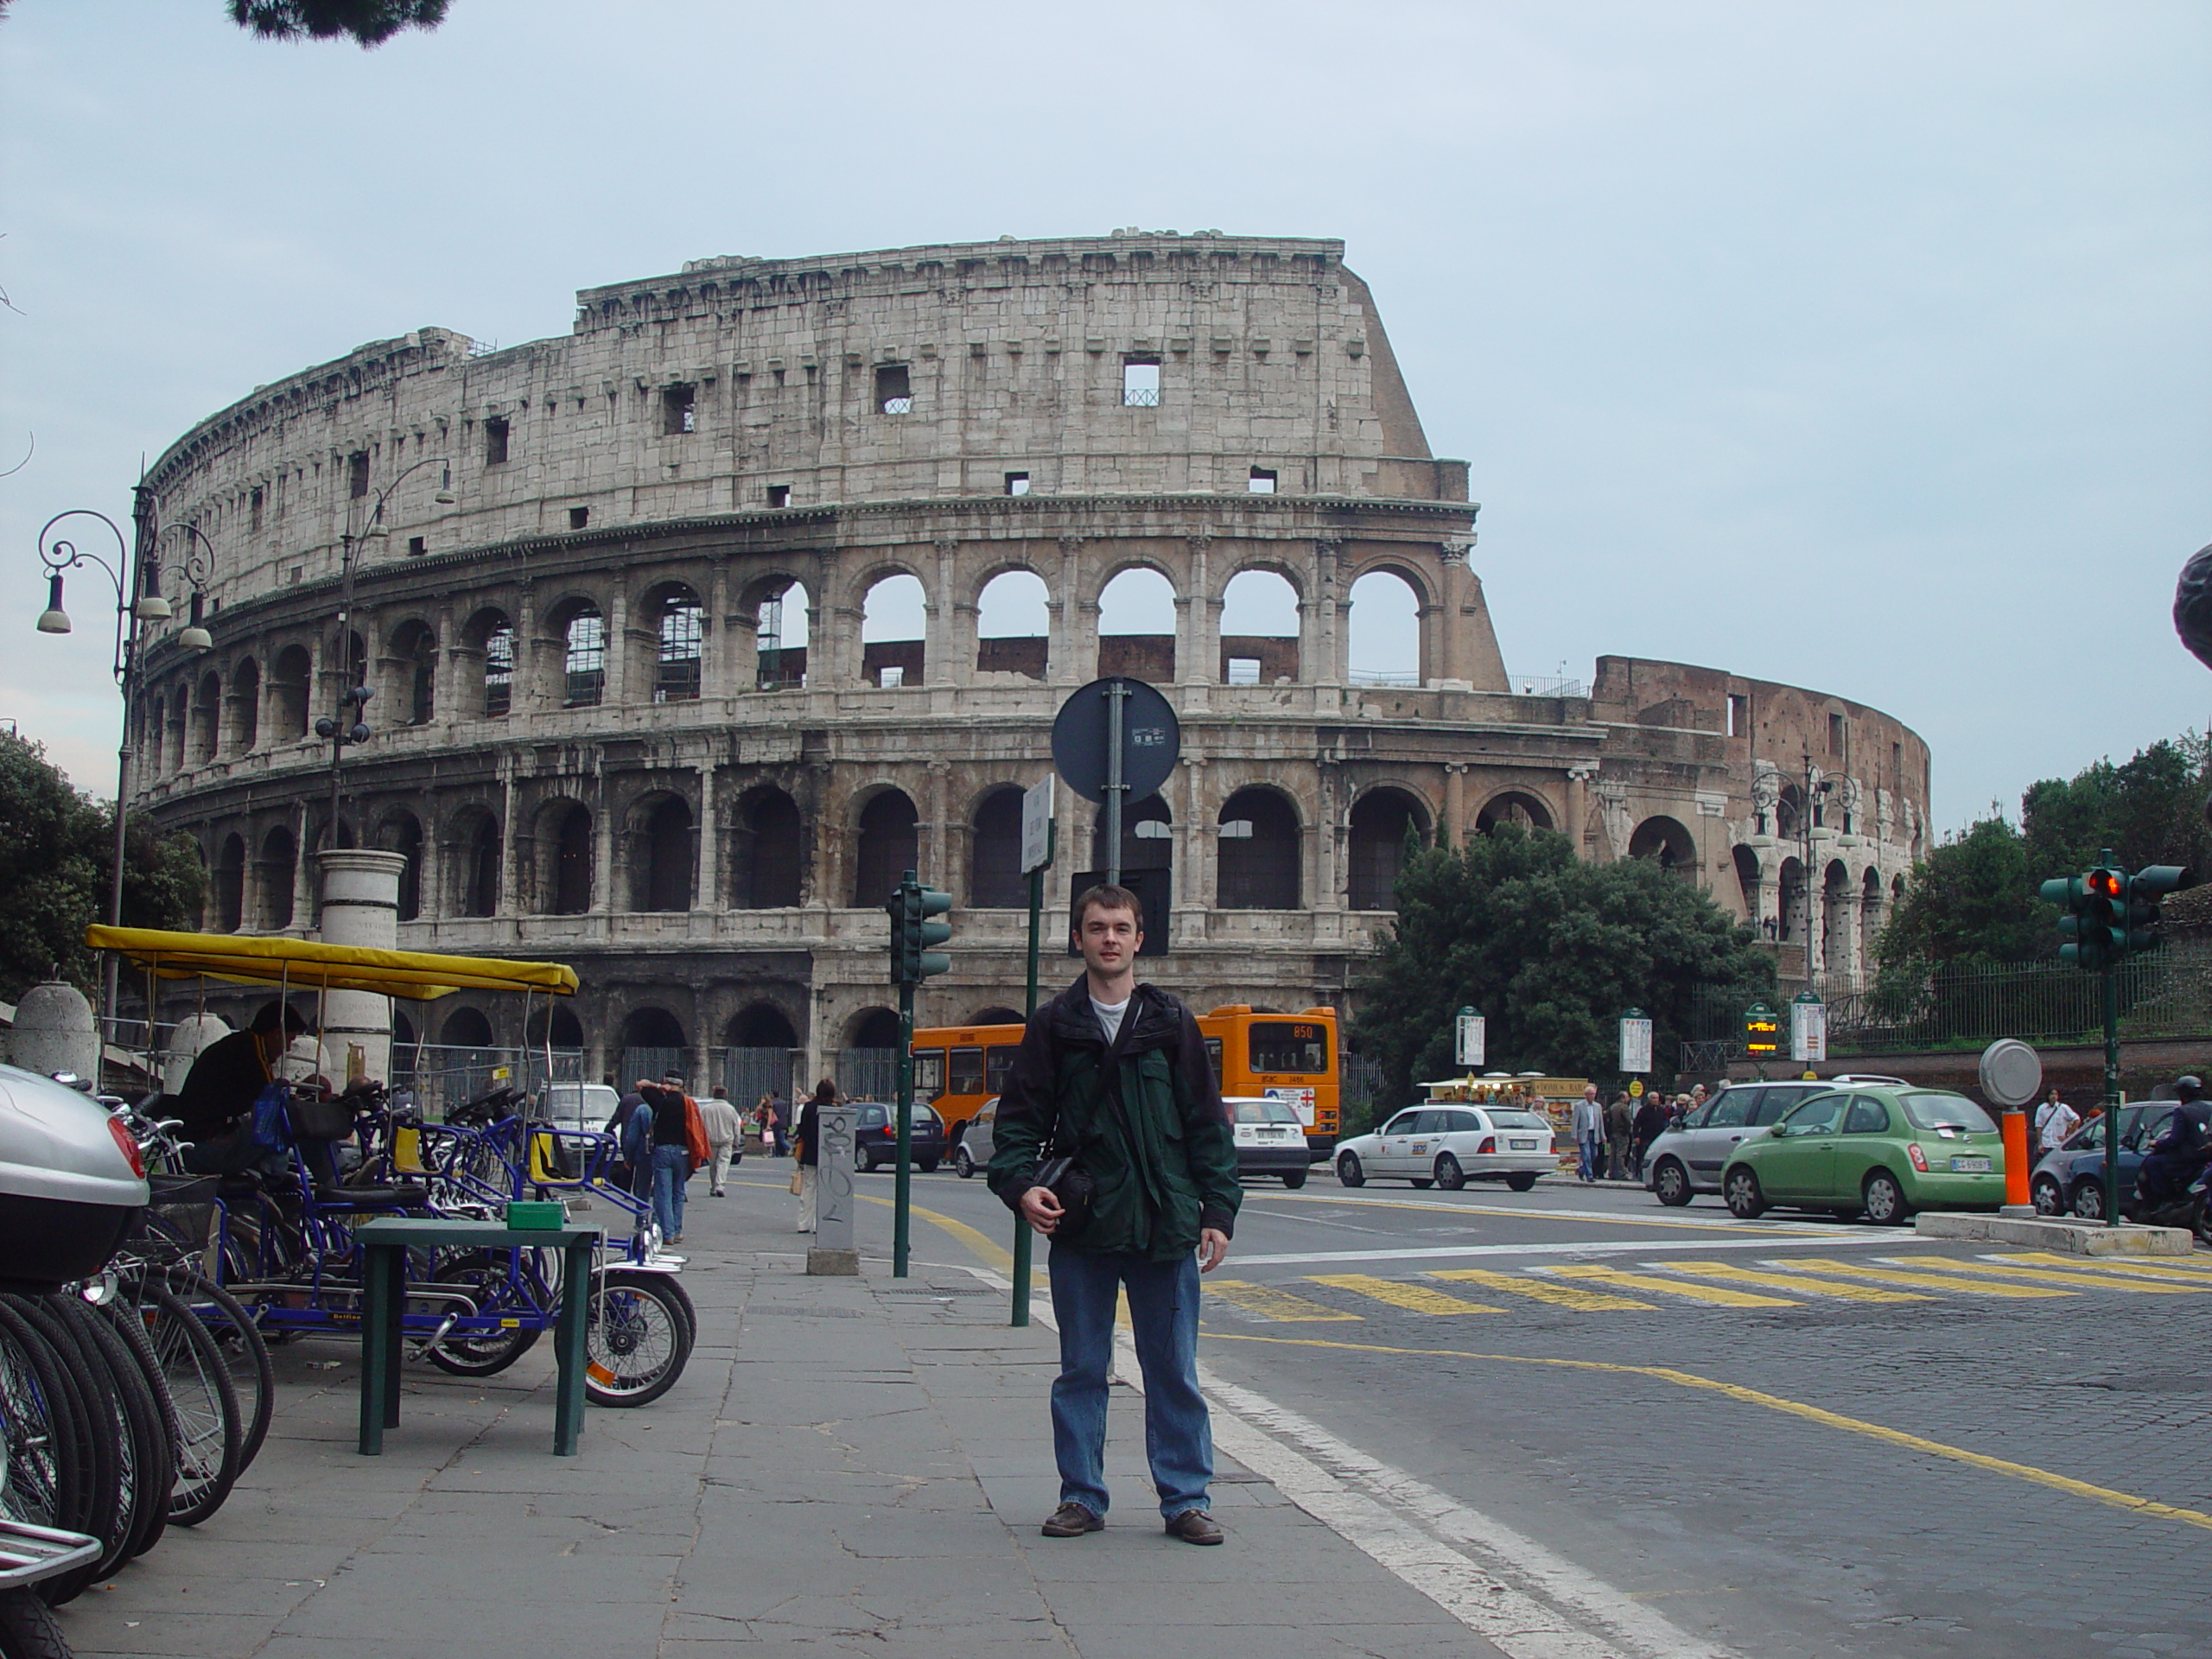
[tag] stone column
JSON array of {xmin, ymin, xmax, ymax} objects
[
  {"xmin": 1444, "ymin": 764, "xmax": 1466, "ymax": 849},
  {"xmin": 1567, "ymin": 766, "xmax": 1597, "ymax": 858},
  {"xmin": 696, "ymin": 764, "xmax": 720, "ymax": 911},
  {"xmin": 315, "ymin": 849, "xmax": 407, "ymax": 1084}
]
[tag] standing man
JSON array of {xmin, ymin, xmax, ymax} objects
[
  {"xmin": 1604, "ymin": 1091, "xmax": 1634, "ymax": 1181},
  {"xmin": 177, "ymin": 1001, "xmax": 309, "ymax": 1175},
  {"xmin": 1572, "ymin": 1084, "xmax": 1605, "ymax": 1184},
  {"xmin": 2033, "ymin": 1088, "xmax": 2080, "ymax": 1160},
  {"xmin": 988, "ymin": 883, "xmax": 1240, "ymax": 1547},
  {"xmin": 700, "ymin": 1084, "xmax": 741, "ymax": 1196}
]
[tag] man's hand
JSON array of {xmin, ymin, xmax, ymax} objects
[
  {"xmin": 1197, "ymin": 1228, "xmax": 1229, "ymax": 1273},
  {"xmin": 1020, "ymin": 1185, "xmax": 1064, "ymax": 1236}
]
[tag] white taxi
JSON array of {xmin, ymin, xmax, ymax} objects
[
  {"xmin": 1227, "ymin": 1096, "xmax": 1314, "ymax": 1188},
  {"xmin": 1334, "ymin": 1103, "xmax": 1555, "ymax": 1192}
]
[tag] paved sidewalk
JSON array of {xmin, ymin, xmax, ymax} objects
[{"xmin": 58, "ymin": 1180, "xmax": 1491, "ymax": 1658}]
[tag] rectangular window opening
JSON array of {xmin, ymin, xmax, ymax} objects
[
  {"xmin": 1005, "ymin": 472, "xmax": 1031, "ymax": 496},
  {"xmin": 1247, "ymin": 467, "xmax": 1277, "ymax": 494},
  {"xmin": 1891, "ymin": 741, "xmax": 1903, "ymax": 788},
  {"xmin": 1122, "ymin": 358, "xmax": 1160, "ymax": 407},
  {"xmin": 878, "ymin": 665, "xmax": 905, "ymax": 688},
  {"xmin": 663, "ymin": 385, "xmax": 696, "ymax": 435},
  {"xmin": 249, "ymin": 486, "xmax": 264, "ymax": 532},
  {"xmin": 1226, "ymin": 657, "xmax": 1262, "ymax": 685},
  {"xmin": 407, "ymin": 536, "xmax": 426, "ymax": 557},
  {"xmin": 484, "ymin": 417, "xmax": 510, "ymax": 466},
  {"xmin": 347, "ymin": 451, "xmax": 369, "ymax": 499},
  {"xmin": 875, "ymin": 363, "xmax": 912, "ymax": 415},
  {"xmin": 1726, "ymin": 693, "xmax": 1747, "ymax": 737},
  {"xmin": 1828, "ymin": 712, "xmax": 1847, "ymax": 756},
  {"xmin": 766, "ymin": 484, "xmax": 791, "ymax": 509},
  {"xmin": 569, "ymin": 506, "xmax": 589, "ymax": 530}
]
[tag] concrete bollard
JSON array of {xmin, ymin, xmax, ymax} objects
[
  {"xmin": 809, "ymin": 1103, "xmax": 860, "ymax": 1274},
  {"xmin": 315, "ymin": 850, "xmax": 409, "ymax": 1084},
  {"xmin": 12, "ymin": 981, "xmax": 99, "ymax": 1084},
  {"xmin": 162, "ymin": 1013, "xmax": 232, "ymax": 1094}
]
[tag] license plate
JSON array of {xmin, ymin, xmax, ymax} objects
[
  {"xmin": 1950, "ymin": 1156, "xmax": 1991, "ymax": 1173},
  {"xmin": 1509, "ymin": 1139, "xmax": 1538, "ymax": 1150}
]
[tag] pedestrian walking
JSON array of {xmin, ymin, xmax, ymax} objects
[
  {"xmin": 645, "ymin": 1083, "xmax": 692, "ymax": 1245},
  {"xmin": 1605, "ymin": 1092, "xmax": 1634, "ymax": 1181},
  {"xmin": 988, "ymin": 881, "xmax": 1241, "ymax": 1546},
  {"xmin": 701, "ymin": 1084, "xmax": 741, "ymax": 1195},
  {"xmin": 761, "ymin": 1089, "xmax": 790, "ymax": 1157},
  {"xmin": 2033, "ymin": 1088, "xmax": 2080, "ymax": 1160},
  {"xmin": 1572, "ymin": 1085, "xmax": 1605, "ymax": 1183},
  {"xmin": 610, "ymin": 1081, "xmax": 653, "ymax": 1198},
  {"xmin": 792, "ymin": 1078, "xmax": 834, "ymax": 1232},
  {"xmin": 1630, "ymin": 1090, "xmax": 1669, "ymax": 1181}
]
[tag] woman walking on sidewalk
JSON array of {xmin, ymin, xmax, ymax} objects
[{"xmin": 792, "ymin": 1078, "xmax": 835, "ymax": 1232}]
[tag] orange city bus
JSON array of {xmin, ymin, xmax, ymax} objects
[{"xmin": 912, "ymin": 1003, "xmax": 1341, "ymax": 1160}]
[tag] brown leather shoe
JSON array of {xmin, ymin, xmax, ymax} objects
[
  {"xmin": 1040, "ymin": 1502, "xmax": 1103, "ymax": 1537},
  {"xmin": 1164, "ymin": 1509, "xmax": 1224, "ymax": 1545}
]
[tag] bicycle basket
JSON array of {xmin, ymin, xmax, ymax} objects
[{"xmin": 285, "ymin": 1096, "xmax": 354, "ymax": 1141}]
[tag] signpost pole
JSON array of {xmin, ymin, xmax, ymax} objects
[
  {"xmin": 894, "ymin": 976, "xmax": 913, "ymax": 1276},
  {"xmin": 1103, "ymin": 680, "xmax": 1128, "ymax": 885},
  {"xmin": 2101, "ymin": 966, "xmax": 2120, "ymax": 1227},
  {"xmin": 1013, "ymin": 816, "xmax": 1053, "ymax": 1328}
]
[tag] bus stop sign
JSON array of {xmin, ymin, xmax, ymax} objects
[{"xmin": 1050, "ymin": 677, "xmax": 1181, "ymax": 804}]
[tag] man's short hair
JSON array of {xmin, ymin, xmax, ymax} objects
[
  {"xmin": 1073, "ymin": 882, "xmax": 1143, "ymax": 931},
  {"xmin": 249, "ymin": 1000, "xmax": 309, "ymax": 1038}
]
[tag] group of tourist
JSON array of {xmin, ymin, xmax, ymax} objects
[{"xmin": 1572, "ymin": 1083, "xmax": 1706, "ymax": 1183}]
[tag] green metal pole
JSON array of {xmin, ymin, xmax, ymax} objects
[
  {"xmin": 2101, "ymin": 965, "xmax": 2121, "ymax": 1227},
  {"xmin": 1011, "ymin": 820, "xmax": 1052, "ymax": 1328},
  {"xmin": 894, "ymin": 979, "xmax": 914, "ymax": 1275}
]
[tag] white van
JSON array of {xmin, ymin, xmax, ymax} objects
[{"xmin": 540, "ymin": 1081, "xmax": 620, "ymax": 1135}]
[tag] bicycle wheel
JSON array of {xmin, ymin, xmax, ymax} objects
[
  {"xmin": 0, "ymin": 1585, "xmax": 71, "ymax": 1659},
  {"xmin": 137, "ymin": 1287, "xmax": 241, "ymax": 1528},
  {"xmin": 421, "ymin": 1249, "xmax": 543, "ymax": 1378},
  {"xmin": 154, "ymin": 1268, "xmax": 272, "ymax": 1470},
  {"xmin": 93, "ymin": 1300, "xmax": 175, "ymax": 1559},
  {"xmin": 584, "ymin": 1271, "xmax": 693, "ymax": 1408},
  {"xmin": 0, "ymin": 1300, "xmax": 83, "ymax": 1537},
  {"xmin": 657, "ymin": 1273, "xmax": 698, "ymax": 1347},
  {"xmin": 53, "ymin": 1297, "xmax": 168, "ymax": 1580},
  {"xmin": 2, "ymin": 1298, "xmax": 110, "ymax": 1607}
]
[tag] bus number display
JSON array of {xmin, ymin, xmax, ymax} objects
[{"xmin": 1249, "ymin": 1021, "xmax": 1329, "ymax": 1075}]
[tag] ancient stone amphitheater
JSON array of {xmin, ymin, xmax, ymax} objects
[{"xmin": 131, "ymin": 232, "xmax": 1930, "ymax": 1090}]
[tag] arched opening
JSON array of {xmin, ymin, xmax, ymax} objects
[
  {"xmin": 215, "ymin": 834, "xmax": 245, "ymax": 931},
  {"xmin": 1348, "ymin": 789, "xmax": 1428, "ymax": 911},
  {"xmin": 535, "ymin": 802, "xmax": 592, "ymax": 915},
  {"xmin": 970, "ymin": 1006, "xmax": 1024, "ymax": 1027},
  {"xmin": 1096, "ymin": 567, "xmax": 1176, "ymax": 683},
  {"xmin": 727, "ymin": 1003, "xmax": 798, "ymax": 1049},
  {"xmin": 524, "ymin": 1007, "xmax": 586, "ymax": 1051},
  {"xmin": 631, "ymin": 794, "xmax": 695, "ymax": 912},
  {"xmin": 1217, "ymin": 787, "xmax": 1300, "ymax": 910},
  {"xmin": 618, "ymin": 1007, "xmax": 688, "ymax": 1088},
  {"xmin": 191, "ymin": 670, "xmax": 221, "ymax": 763},
  {"xmin": 647, "ymin": 583, "xmax": 705, "ymax": 703},
  {"xmin": 551, "ymin": 600, "xmax": 607, "ymax": 709},
  {"xmin": 848, "ymin": 1008, "xmax": 901, "ymax": 1049},
  {"xmin": 441, "ymin": 1007, "xmax": 495, "ymax": 1052},
  {"xmin": 1734, "ymin": 845, "xmax": 1764, "ymax": 931},
  {"xmin": 1822, "ymin": 860, "xmax": 1852, "ymax": 976},
  {"xmin": 732, "ymin": 786, "xmax": 804, "ymax": 908},
  {"xmin": 255, "ymin": 826, "xmax": 296, "ymax": 930},
  {"xmin": 1347, "ymin": 569, "xmax": 1421, "ymax": 686},
  {"xmin": 969, "ymin": 786, "xmax": 1027, "ymax": 907},
  {"xmin": 378, "ymin": 810, "xmax": 424, "ymax": 922},
  {"xmin": 1860, "ymin": 866, "xmax": 1885, "ymax": 963},
  {"xmin": 390, "ymin": 620, "xmax": 437, "ymax": 726},
  {"xmin": 976, "ymin": 569, "xmax": 1050, "ymax": 680},
  {"xmin": 453, "ymin": 809, "xmax": 501, "ymax": 918},
  {"xmin": 1776, "ymin": 784, "xmax": 1804, "ymax": 841},
  {"xmin": 861, "ymin": 572, "xmax": 926, "ymax": 687},
  {"xmin": 1091, "ymin": 793, "xmax": 1172, "ymax": 879},
  {"xmin": 270, "ymin": 645, "xmax": 312, "ymax": 739},
  {"xmin": 852, "ymin": 789, "xmax": 918, "ymax": 906},
  {"xmin": 1628, "ymin": 816, "xmax": 1698, "ymax": 878},
  {"xmin": 463, "ymin": 608, "xmax": 515, "ymax": 719},
  {"xmin": 723, "ymin": 1003, "xmax": 798, "ymax": 1109},
  {"xmin": 1218, "ymin": 568, "xmax": 1300, "ymax": 684},
  {"xmin": 147, "ymin": 697, "xmax": 166, "ymax": 777},
  {"xmin": 1476, "ymin": 791, "xmax": 1555, "ymax": 835},
  {"xmin": 231, "ymin": 658, "xmax": 261, "ymax": 752},
  {"xmin": 753, "ymin": 578, "xmax": 810, "ymax": 690},
  {"xmin": 1777, "ymin": 857, "xmax": 1806, "ymax": 944}
]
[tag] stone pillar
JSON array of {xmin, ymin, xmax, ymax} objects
[
  {"xmin": 1444, "ymin": 765, "xmax": 1466, "ymax": 849},
  {"xmin": 1567, "ymin": 766, "xmax": 1596, "ymax": 858},
  {"xmin": 696, "ymin": 765, "xmax": 720, "ymax": 912},
  {"xmin": 315, "ymin": 849, "xmax": 408, "ymax": 1084},
  {"xmin": 808, "ymin": 1103, "xmax": 859, "ymax": 1274}
]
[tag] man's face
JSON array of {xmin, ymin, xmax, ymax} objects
[
  {"xmin": 1584, "ymin": 1086, "xmax": 1598, "ymax": 1103},
  {"xmin": 1075, "ymin": 904, "xmax": 1142, "ymax": 976}
]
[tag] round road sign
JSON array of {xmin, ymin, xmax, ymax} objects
[
  {"xmin": 1050, "ymin": 677, "xmax": 1182, "ymax": 805},
  {"xmin": 1979, "ymin": 1039, "xmax": 2044, "ymax": 1108}
]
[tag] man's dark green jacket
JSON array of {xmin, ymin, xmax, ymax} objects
[{"xmin": 987, "ymin": 976, "xmax": 1240, "ymax": 1259}]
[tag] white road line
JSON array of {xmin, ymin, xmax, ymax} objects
[
  {"xmin": 1241, "ymin": 1192, "xmax": 1860, "ymax": 1231},
  {"xmin": 1231, "ymin": 1234, "xmax": 1895, "ymax": 1266},
  {"xmin": 954, "ymin": 1263, "xmax": 1739, "ymax": 1659}
]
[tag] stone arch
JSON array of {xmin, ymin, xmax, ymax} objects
[
  {"xmin": 1777, "ymin": 856, "xmax": 1807, "ymax": 944},
  {"xmin": 214, "ymin": 833, "xmax": 245, "ymax": 931},
  {"xmin": 617, "ymin": 1007, "xmax": 689, "ymax": 1083},
  {"xmin": 726, "ymin": 1002, "xmax": 798, "ymax": 1050},
  {"xmin": 976, "ymin": 568, "xmax": 1050, "ymax": 680},
  {"xmin": 1777, "ymin": 784, "xmax": 1805, "ymax": 840},
  {"xmin": 461, "ymin": 607, "xmax": 516, "ymax": 718},
  {"xmin": 852, "ymin": 787, "xmax": 919, "ymax": 906},
  {"xmin": 860, "ymin": 569, "xmax": 927, "ymax": 687},
  {"xmin": 192, "ymin": 668, "xmax": 222, "ymax": 763},
  {"xmin": 525, "ymin": 1006, "xmax": 586, "ymax": 1050},
  {"xmin": 376, "ymin": 809, "xmax": 425, "ymax": 922},
  {"xmin": 969, "ymin": 785, "xmax": 1027, "ymax": 908},
  {"xmin": 528, "ymin": 798, "xmax": 593, "ymax": 915},
  {"xmin": 1347, "ymin": 786, "xmax": 1430, "ymax": 911},
  {"xmin": 1217, "ymin": 785, "xmax": 1300, "ymax": 910},
  {"xmin": 1733, "ymin": 845, "xmax": 1764, "ymax": 931},
  {"xmin": 388, "ymin": 619, "xmax": 437, "ymax": 726},
  {"xmin": 1347, "ymin": 566, "xmax": 1427, "ymax": 686},
  {"xmin": 1628, "ymin": 815, "xmax": 1697, "ymax": 877},
  {"xmin": 147, "ymin": 696, "xmax": 167, "ymax": 777},
  {"xmin": 1096, "ymin": 564, "xmax": 1177, "ymax": 683},
  {"xmin": 970, "ymin": 1006, "xmax": 1024, "ymax": 1027},
  {"xmin": 740, "ymin": 572, "xmax": 812, "ymax": 690},
  {"xmin": 627, "ymin": 790, "xmax": 695, "ymax": 912},
  {"xmin": 1822, "ymin": 858, "xmax": 1853, "ymax": 976},
  {"xmin": 732, "ymin": 785, "xmax": 804, "ymax": 908},
  {"xmin": 448, "ymin": 804, "xmax": 502, "ymax": 918},
  {"xmin": 441, "ymin": 1006, "xmax": 495, "ymax": 1049},
  {"xmin": 545, "ymin": 594, "xmax": 607, "ymax": 708},
  {"xmin": 643, "ymin": 580, "xmax": 705, "ymax": 704},
  {"xmin": 230, "ymin": 657, "xmax": 261, "ymax": 752},
  {"xmin": 1860, "ymin": 865, "xmax": 1885, "ymax": 963},
  {"xmin": 845, "ymin": 1007, "xmax": 901, "ymax": 1049},
  {"xmin": 270, "ymin": 644, "xmax": 313, "ymax": 739},
  {"xmin": 1475, "ymin": 789, "xmax": 1556, "ymax": 835},
  {"xmin": 1219, "ymin": 566, "xmax": 1301, "ymax": 684},
  {"xmin": 256, "ymin": 824, "xmax": 296, "ymax": 930}
]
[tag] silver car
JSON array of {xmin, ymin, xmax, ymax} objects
[
  {"xmin": 952, "ymin": 1098, "xmax": 1000, "ymax": 1179},
  {"xmin": 1645, "ymin": 1082, "xmax": 1842, "ymax": 1205}
]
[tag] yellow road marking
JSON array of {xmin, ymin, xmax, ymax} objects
[
  {"xmin": 1205, "ymin": 1280, "xmax": 1363, "ymax": 1322},
  {"xmin": 1201, "ymin": 1330, "xmax": 2212, "ymax": 1535},
  {"xmin": 1545, "ymin": 1264, "xmax": 1798, "ymax": 1306},
  {"xmin": 1308, "ymin": 1274, "xmax": 1502, "ymax": 1315},
  {"xmin": 1778, "ymin": 1257, "xmax": 2070, "ymax": 1299},
  {"xmin": 1648, "ymin": 1262, "xmax": 1929, "ymax": 1302},
  {"xmin": 1428, "ymin": 1268, "xmax": 1653, "ymax": 1311},
  {"xmin": 1243, "ymin": 1189, "xmax": 1802, "ymax": 1235},
  {"xmin": 1916, "ymin": 1257, "xmax": 2212, "ymax": 1294},
  {"xmin": 1988, "ymin": 1251, "xmax": 2212, "ymax": 1281}
]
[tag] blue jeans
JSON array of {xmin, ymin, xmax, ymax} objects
[
  {"xmin": 651, "ymin": 1144, "xmax": 689, "ymax": 1237},
  {"xmin": 1579, "ymin": 1131, "xmax": 1603, "ymax": 1181},
  {"xmin": 1047, "ymin": 1244, "xmax": 1211, "ymax": 1521}
]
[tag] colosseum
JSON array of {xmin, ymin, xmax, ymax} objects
[{"xmin": 128, "ymin": 231, "xmax": 1933, "ymax": 1092}]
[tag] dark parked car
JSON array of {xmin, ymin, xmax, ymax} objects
[
  {"xmin": 2029, "ymin": 1104, "xmax": 2177, "ymax": 1221},
  {"xmin": 850, "ymin": 1100, "xmax": 947, "ymax": 1173}
]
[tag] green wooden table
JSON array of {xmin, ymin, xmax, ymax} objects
[{"xmin": 354, "ymin": 1217, "xmax": 603, "ymax": 1457}]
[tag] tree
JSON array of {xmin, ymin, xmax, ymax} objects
[
  {"xmin": 1872, "ymin": 816, "xmax": 2044, "ymax": 971},
  {"xmin": 0, "ymin": 731, "xmax": 206, "ymax": 1002},
  {"xmin": 227, "ymin": 1, "xmax": 449, "ymax": 46},
  {"xmin": 1351, "ymin": 826, "xmax": 1777, "ymax": 1106}
]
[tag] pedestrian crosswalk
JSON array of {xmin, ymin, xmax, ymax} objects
[{"xmin": 1201, "ymin": 1251, "xmax": 2212, "ymax": 1324}]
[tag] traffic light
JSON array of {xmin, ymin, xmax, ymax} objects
[
  {"xmin": 887, "ymin": 872, "xmax": 952, "ymax": 986},
  {"xmin": 2044, "ymin": 854, "xmax": 2176, "ymax": 969},
  {"xmin": 2124, "ymin": 864, "xmax": 2195, "ymax": 952}
]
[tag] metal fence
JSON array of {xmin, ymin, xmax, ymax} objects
[
  {"xmin": 836, "ymin": 1047, "xmax": 900, "ymax": 1103},
  {"xmin": 722, "ymin": 1047, "xmax": 801, "ymax": 1109},
  {"xmin": 1338, "ymin": 1052, "xmax": 1388, "ymax": 1136},
  {"xmin": 390, "ymin": 1044, "xmax": 586, "ymax": 1120}
]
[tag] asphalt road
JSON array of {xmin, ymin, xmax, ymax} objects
[{"xmin": 823, "ymin": 1155, "xmax": 2212, "ymax": 1659}]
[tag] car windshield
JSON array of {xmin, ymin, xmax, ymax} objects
[
  {"xmin": 1487, "ymin": 1111, "xmax": 1551, "ymax": 1130},
  {"xmin": 1231, "ymin": 1100, "xmax": 1302, "ymax": 1125},
  {"xmin": 1900, "ymin": 1093, "xmax": 1996, "ymax": 1135}
]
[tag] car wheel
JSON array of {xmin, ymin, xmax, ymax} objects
[
  {"xmin": 1505, "ymin": 1172, "xmax": 1538, "ymax": 1192},
  {"xmin": 1723, "ymin": 1166, "xmax": 1766, "ymax": 1219},
  {"xmin": 1411, "ymin": 1178, "xmax": 1434, "ymax": 1190},
  {"xmin": 952, "ymin": 1147, "xmax": 975, "ymax": 1179},
  {"xmin": 1863, "ymin": 1170, "xmax": 1911, "ymax": 1226},
  {"xmin": 854, "ymin": 1145, "xmax": 874, "ymax": 1173},
  {"xmin": 1652, "ymin": 1158, "xmax": 1693, "ymax": 1208},
  {"xmin": 1434, "ymin": 1154, "xmax": 1465, "ymax": 1191},
  {"xmin": 1282, "ymin": 1168, "xmax": 1308, "ymax": 1190},
  {"xmin": 918, "ymin": 1158, "xmax": 940, "ymax": 1173},
  {"xmin": 1336, "ymin": 1153, "xmax": 1365, "ymax": 1187},
  {"xmin": 2071, "ymin": 1178, "xmax": 2107, "ymax": 1222},
  {"xmin": 2030, "ymin": 1173, "xmax": 2065, "ymax": 1217}
]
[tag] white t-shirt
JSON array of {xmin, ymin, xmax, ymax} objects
[
  {"xmin": 1091, "ymin": 995, "xmax": 1131, "ymax": 1046},
  {"xmin": 2036, "ymin": 1100, "xmax": 2080, "ymax": 1147}
]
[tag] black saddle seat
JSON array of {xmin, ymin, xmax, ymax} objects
[{"xmin": 312, "ymin": 1183, "xmax": 431, "ymax": 1210}]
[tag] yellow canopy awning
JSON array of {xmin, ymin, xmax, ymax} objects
[{"xmin": 85, "ymin": 926, "xmax": 579, "ymax": 1001}]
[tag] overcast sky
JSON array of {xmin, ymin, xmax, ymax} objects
[{"xmin": 3, "ymin": 1, "xmax": 2206, "ymax": 835}]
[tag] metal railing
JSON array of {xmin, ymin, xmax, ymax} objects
[
  {"xmin": 1122, "ymin": 387, "xmax": 1160, "ymax": 407},
  {"xmin": 1349, "ymin": 671, "xmax": 1420, "ymax": 688},
  {"xmin": 391, "ymin": 1044, "xmax": 586, "ymax": 1120},
  {"xmin": 836, "ymin": 1047, "xmax": 900, "ymax": 1103},
  {"xmin": 1508, "ymin": 673, "xmax": 1589, "ymax": 699}
]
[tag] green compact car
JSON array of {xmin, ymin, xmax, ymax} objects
[{"xmin": 1720, "ymin": 1088, "xmax": 2006, "ymax": 1225}]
